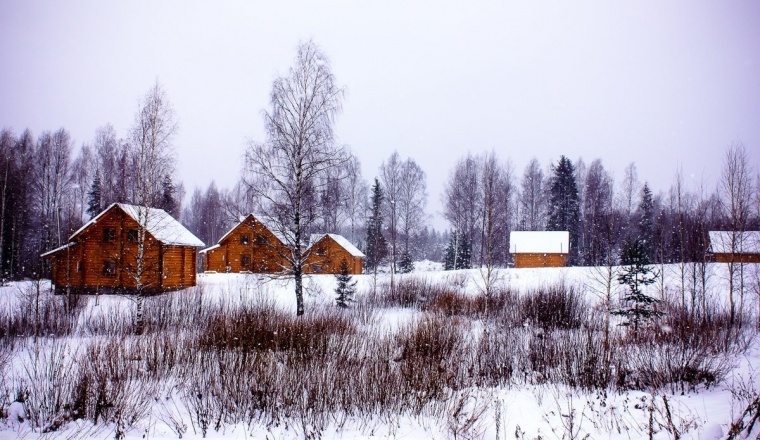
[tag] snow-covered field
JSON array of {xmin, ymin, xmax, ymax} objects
[{"xmin": 1, "ymin": 263, "xmax": 759, "ymax": 439}]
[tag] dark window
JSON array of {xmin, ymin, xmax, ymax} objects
[
  {"xmin": 102, "ymin": 260, "xmax": 116, "ymax": 276},
  {"xmin": 103, "ymin": 228, "xmax": 116, "ymax": 242},
  {"xmin": 241, "ymin": 254, "xmax": 251, "ymax": 269},
  {"xmin": 240, "ymin": 234, "xmax": 250, "ymax": 245},
  {"xmin": 316, "ymin": 246, "xmax": 326, "ymax": 256},
  {"xmin": 313, "ymin": 264, "xmax": 322, "ymax": 274},
  {"xmin": 127, "ymin": 229, "xmax": 138, "ymax": 242},
  {"xmin": 255, "ymin": 234, "xmax": 267, "ymax": 245}
]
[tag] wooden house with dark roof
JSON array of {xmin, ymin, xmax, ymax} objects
[
  {"xmin": 41, "ymin": 203, "xmax": 205, "ymax": 294},
  {"xmin": 199, "ymin": 214, "xmax": 289, "ymax": 273}
]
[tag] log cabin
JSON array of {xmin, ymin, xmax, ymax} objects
[
  {"xmin": 709, "ymin": 231, "xmax": 760, "ymax": 263},
  {"xmin": 304, "ymin": 233, "xmax": 365, "ymax": 275},
  {"xmin": 199, "ymin": 214, "xmax": 289, "ymax": 273},
  {"xmin": 509, "ymin": 231, "xmax": 569, "ymax": 268},
  {"xmin": 41, "ymin": 203, "xmax": 205, "ymax": 294}
]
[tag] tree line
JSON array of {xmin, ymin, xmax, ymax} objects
[{"xmin": 2, "ymin": 42, "xmax": 759, "ymax": 285}]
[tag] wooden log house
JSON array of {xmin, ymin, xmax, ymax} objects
[
  {"xmin": 709, "ymin": 231, "xmax": 760, "ymax": 263},
  {"xmin": 42, "ymin": 203, "xmax": 205, "ymax": 294},
  {"xmin": 199, "ymin": 214, "xmax": 289, "ymax": 273},
  {"xmin": 304, "ymin": 233, "xmax": 365, "ymax": 275},
  {"xmin": 509, "ymin": 231, "xmax": 570, "ymax": 268}
]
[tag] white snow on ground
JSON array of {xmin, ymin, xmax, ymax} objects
[{"xmin": 0, "ymin": 263, "xmax": 759, "ymax": 439}]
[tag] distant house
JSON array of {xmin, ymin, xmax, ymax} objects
[
  {"xmin": 509, "ymin": 231, "xmax": 569, "ymax": 268},
  {"xmin": 304, "ymin": 233, "xmax": 365, "ymax": 275},
  {"xmin": 199, "ymin": 214, "xmax": 289, "ymax": 273},
  {"xmin": 709, "ymin": 231, "xmax": 760, "ymax": 263},
  {"xmin": 41, "ymin": 203, "xmax": 205, "ymax": 294}
]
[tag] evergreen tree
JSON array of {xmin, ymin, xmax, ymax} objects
[
  {"xmin": 546, "ymin": 156, "xmax": 580, "ymax": 264},
  {"xmin": 637, "ymin": 182, "xmax": 654, "ymax": 260},
  {"xmin": 398, "ymin": 250, "xmax": 414, "ymax": 273},
  {"xmin": 444, "ymin": 232, "xmax": 456, "ymax": 270},
  {"xmin": 161, "ymin": 174, "xmax": 177, "ymax": 217},
  {"xmin": 364, "ymin": 178, "xmax": 388, "ymax": 272},
  {"xmin": 612, "ymin": 238, "xmax": 662, "ymax": 336},
  {"xmin": 335, "ymin": 259, "xmax": 357, "ymax": 308},
  {"xmin": 444, "ymin": 229, "xmax": 471, "ymax": 270},
  {"xmin": 86, "ymin": 172, "xmax": 102, "ymax": 219}
]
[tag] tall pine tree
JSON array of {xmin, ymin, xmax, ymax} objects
[
  {"xmin": 613, "ymin": 237, "xmax": 662, "ymax": 336},
  {"xmin": 547, "ymin": 156, "xmax": 580, "ymax": 264},
  {"xmin": 161, "ymin": 174, "xmax": 177, "ymax": 217},
  {"xmin": 637, "ymin": 182, "xmax": 654, "ymax": 261},
  {"xmin": 86, "ymin": 172, "xmax": 102, "ymax": 219},
  {"xmin": 365, "ymin": 178, "xmax": 388, "ymax": 272}
]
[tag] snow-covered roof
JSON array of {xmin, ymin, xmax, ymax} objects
[
  {"xmin": 70, "ymin": 203, "xmax": 205, "ymax": 247},
  {"xmin": 709, "ymin": 231, "xmax": 760, "ymax": 254},
  {"xmin": 40, "ymin": 242, "xmax": 75, "ymax": 257},
  {"xmin": 199, "ymin": 244, "xmax": 221, "ymax": 254},
  {"xmin": 309, "ymin": 233, "xmax": 365, "ymax": 257},
  {"xmin": 216, "ymin": 214, "xmax": 286, "ymax": 245},
  {"xmin": 509, "ymin": 231, "xmax": 569, "ymax": 254}
]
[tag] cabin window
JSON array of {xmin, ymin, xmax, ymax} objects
[
  {"xmin": 102, "ymin": 260, "xmax": 116, "ymax": 276},
  {"xmin": 240, "ymin": 234, "xmax": 250, "ymax": 245},
  {"xmin": 103, "ymin": 228, "xmax": 116, "ymax": 242},
  {"xmin": 241, "ymin": 254, "xmax": 251, "ymax": 269},
  {"xmin": 313, "ymin": 264, "xmax": 322, "ymax": 274},
  {"xmin": 255, "ymin": 234, "xmax": 267, "ymax": 245},
  {"xmin": 127, "ymin": 229, "xmax": 138, "ymax": 242},
  {"xmin": 76, "ymin": 260, "xmax": 82, "ymax": 273},
  {"xmin": 316, "ymin": 246, "xmax": 326, "ymax": 256}
]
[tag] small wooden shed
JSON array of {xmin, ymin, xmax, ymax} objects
[
  {"xmin": 709, "ymin": 231, "xmax": 760, "ymax": 263},
  {"xmin": 305, "ymin": 233, "xmax": 365, "ymax": 275},
  {"xmin": 200, "ymin": 214, "xmax": 289, "ymax": 273},
  {"xmin": 509, "ymin": 231, "xmax": 569, "ymax": 268},
  {"xmin": 42, "ymin": 203, "xmax": 205, "ymax": 294}
]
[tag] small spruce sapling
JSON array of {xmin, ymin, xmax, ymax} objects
[
  {"xmin": 398, "ymin": 250, "xmax": 414, "ymax": 273},
  {"xmin": 335, "ymin": 259, "xmax": 357, "ymax": 308},
  {"xmin": 612, "ymin": 237, "xmax": 662, "ymax": 336}
]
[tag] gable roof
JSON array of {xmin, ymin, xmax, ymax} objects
[
  {"xmin": 70, "ymin": 203, "xmax": 205, "ymax": 247},
  {"xmin": 215, "ymin": 213, "xmax": 287, "ymax": 246},
  {"xmin": 709, "ymin": 231, "xmax": 760, "ymax": 254},
  {"xmin": 509, "ymin": 231, "xmax": 569, "ymax": 254},
  {"xmin": 309, "ymin": 233, "xmax": 365, "ymax": 257}
]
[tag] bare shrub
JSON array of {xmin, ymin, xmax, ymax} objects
[
  {"xmin": 519, "ymin": 283, "xmax": 587, "ymax": 330},
  {"xmin": 394, "ymin": 314, "xmax": 472, "ymax": 406},
  {"xmin": 617, "ymin": 301, "xmax": 747, "ymax": 392}
]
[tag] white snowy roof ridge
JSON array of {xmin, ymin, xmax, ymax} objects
[
  {"xmin": 68, "ymin": 203, "xmax": 205, "ymax": 247},
  {"xmin": 709, "ymin": 231, "xmax": 760, "ymax": 254},
  {"xmin": 41, "ymin": 242, "xmax": 75, "ymax": 257},
  {"xmin": 509, "ymin": 231, "xmax": 570, "ymax": 254},
  {"xmin": 199, "ymin": 244, "xmax": 221, "ymax": 254},
  {"xmin": 216, "ymin": 213, "xmax": 287, "ymax": 246},
  {"xmin": 309, "ymin": 233, "xmax": 365, "ymax": 257}
]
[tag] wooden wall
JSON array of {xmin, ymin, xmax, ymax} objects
[
  {"xmin": 304, "ymin": 236, "xmax": 363, "ymax": 274},
  {"xmin": 513, "ymin": 253, "xmax": 567, "ymax": 268},
  {"xmin": 714, "ymin": 253, "xmax": 760, "ymax": 264},
  {"xmin": 203, "ymin": 216, "xmax": 288, "ymax": 273},
  {"xmin": 48, "ymin": 206, "xmax": 197, "ymax": 293}
]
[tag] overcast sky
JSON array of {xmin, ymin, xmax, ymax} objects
[{"xmin": 2, "ymin": 1, "xmax": 759, "ymax": 229}]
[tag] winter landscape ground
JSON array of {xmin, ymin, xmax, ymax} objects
[{"xmin": 1, "ymin": 263, "xmax": 759, "ymax": 440}]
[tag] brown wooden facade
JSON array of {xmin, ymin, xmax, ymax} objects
[
  {"xmin": 713, "ymin": 253, "xmax": 760, "ymax": 264},
  {"xmin": 513, "ymin": 253, "xmax": 568, "ymax": 268},
  {"xmin": 43, "ymin": 204, "xmax": 202, "ymax": 294},
  {"xmin": 304, "ymin": 234, "xmax": 364, "ymax": 275},
  {"xmin": 200, "ymin": 214, "xmax": 289, "ymax": 273}
]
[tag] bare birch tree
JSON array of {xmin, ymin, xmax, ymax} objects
[
  {"xmin": 128, "ymin": 81, "xmax": 178, "ymax": 334},
  {"xmin": 518, "ymin": 158, "xmax": 546, "ymax": 231},
  {"xmin": 719, "ymin": 141, "xmax": 754, "ymax": 327},
  {"xmin": 244, "ymin": 40, "xmax": 346, "ymax": 316}
]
